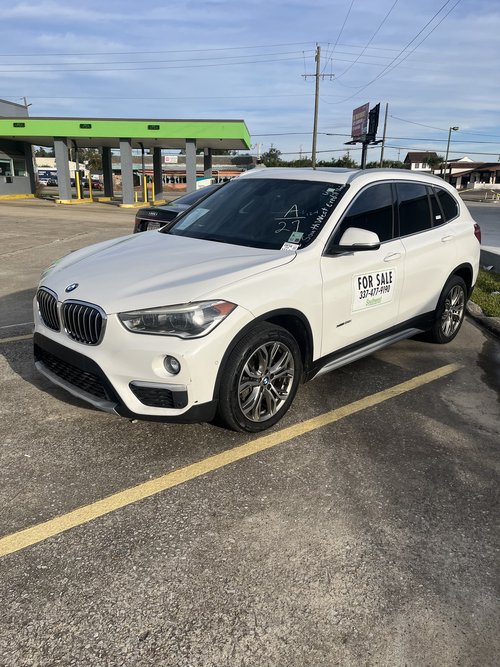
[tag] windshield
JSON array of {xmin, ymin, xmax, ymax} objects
[{"xmin": 164, "ymin": 178, "xmax": 346, "ymax": 250}]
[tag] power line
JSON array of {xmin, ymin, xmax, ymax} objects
[
  {"xmin": 0, "ymin": 54, "xmax": 313, "ymax": 74},
  {"xmin": 0, "ymin": 41, "xmax": 316, "ymax": 58},
  {"xmin": 321, "ymin": 0, "xmax": 356, "ymax": 74},
  {"xmin": 0, "ymin": 49, "xmax": 313, "ymax": 68},
  {"xmin": 384, "ymin": 145, "xmax": 500, "ymax": 157},
  {"xmin": 5, "ymin": 94, "xmax": 316, "ymax": 102},
  {"xmin": 1, "ymin": 51, "xmax": 418, "ymax": 74},
  {"xmin": 0, "ymin": 40, "xmax": 412, "ymax": 61},
  {"xmin": 389, "ymin": 115, "xmax": 446, "ymax": 132},
  {"xmin": 369, "ymin": 0, "xmax": 462, "ymax": 83},
  {"xmin": 387, "ymin": 136, "xmax": 500, "ymax": 145},
  {"xmin": 390, "ymin": 115, "xmax": 500, "ymax": 140},
  {"xmin": 334, "ymin": 0, "xmax": 400, "ymax": 80},
  {"xmin": 326, "ymin": 0, "xmax": 461, "ymax": 102}
]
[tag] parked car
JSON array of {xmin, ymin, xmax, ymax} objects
[
  {"xmin": 34, "ymin": 168, "xmax": 480, "ymax": 432},
  {"xmin": 133, "ymin": 183, "xmax": 224, "ymax": 232}
]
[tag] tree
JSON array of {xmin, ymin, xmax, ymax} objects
[
  {"xmin": 34, "ymin": 147, "xmax": 54, "ymax": 157},
  {"xmin": 79, "ymin": 148, "xmax": 102, "ymax": 174},
  {"xmin": 317, "ymin": 154, "xmax": 358, "ymax": 168},
  {"xmin": 287, "ymin": 158, "xmax": 313, "ymax": 168},
  {"xmin": 425, "ymin": 154, "xmax": 444, "ymax": 171},
  {"xmin": 365, "ymin": 159, "xmax": 408, "ymax": 169},
  {"xmin": 211, "ymin": 149, "xmax": 237, "ymax": 156},
  {"xmin": 260, "ymin": 145, "xmax": 282, "ymax": 167}
]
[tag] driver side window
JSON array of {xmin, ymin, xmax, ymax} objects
[{"xmin": 333, "ymin": 182, "xmax": 395, "ymax": 244}]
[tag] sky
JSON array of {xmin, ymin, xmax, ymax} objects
[{"xmin": 1, "ymin": 0, "xmax": 500, "ymax": 164}]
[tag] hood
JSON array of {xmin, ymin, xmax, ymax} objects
[{"xmin": 41, "ymin": 232, "xmax": 296, "ymax": 313}]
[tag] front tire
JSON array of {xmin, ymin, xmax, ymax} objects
[
  {"xmin": 216, "ymin": 323, "xmax": 302, "ymax": 432},
  {"xmin": 428, "ymin": 275, "xmax": 467, "ymax": 344}
]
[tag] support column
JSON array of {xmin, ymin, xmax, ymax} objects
[
  {"xmin": 23, "ymin": 142, "xmax": 36, "ymax": 195},
  {"xmin": 54, "ymin": 137, "xmax": 72, "ymax": 201},
  {"xmin": 119, "ymin": 139, "xmax": 134, "ymax": 205},
  {"xmin": 153, "ymin": 147, "xmax": 163, "ymax": 199},
  {"xmin": 203, "ymin": 148, "xmax": 213, "ymax": 180},
  {"xmin": 185, "ymin": 139, "xmax": 197, "ymax": 193},
  {"xmin": 101, "ymin": 147, "xmax": 114, "ymax": 198}
]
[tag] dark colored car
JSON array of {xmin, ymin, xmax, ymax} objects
[{"xmin": 133, "ymin": 183, "xmax": 223, "ymax": 233}]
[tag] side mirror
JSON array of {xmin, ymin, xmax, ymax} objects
[{"xmin": 327, "ymin": 227, "xmax": 381, "ymax": 254}]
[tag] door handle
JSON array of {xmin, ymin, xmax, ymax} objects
[
  {"xmin": 441, "ymin": 235, "xmax": 454, "ymax": 242},
  {"xmin": 384, "ymin": 252, "xmax": 401, "ymax": 262}
]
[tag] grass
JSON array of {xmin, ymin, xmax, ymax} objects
[{"xmin": 471, "ymin": 268, "xmax": 500, "ymax": 317}]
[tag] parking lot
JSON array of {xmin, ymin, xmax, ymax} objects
[{"xmin": 0, "ymin": 199, "xmax": 499, "ymax": 666}]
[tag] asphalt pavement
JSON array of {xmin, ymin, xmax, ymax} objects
[{"xmin": 0, "ymin": 199, "xmax": 499, "ymax": 666}]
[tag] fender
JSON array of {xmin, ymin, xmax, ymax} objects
[{"xmin": 212, "ymin": 308, "xmax": 314, "ymax": 401}]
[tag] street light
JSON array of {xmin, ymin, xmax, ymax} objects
[{"xmin": 443, "ymin": 126, "xmax": 459, "ymax": 182}]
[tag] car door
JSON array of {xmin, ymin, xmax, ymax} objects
[
  {"xmin": 396, "ymin": 182, "xmax": 458, "ymax": 322},
  {"xmin": 320, "ymin": 182, "xmax": 405, "ymax": 356}
]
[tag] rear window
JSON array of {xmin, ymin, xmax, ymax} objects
[{"xmin": 433, "ymin": 187, "xmax": 459, "ymax": 222}]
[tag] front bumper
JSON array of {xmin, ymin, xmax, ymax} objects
[
  {"xmin": 34, "ymin": 333, "xmax": 218, "ymax": 423},
  {"xmin": 33, "ymin": 299, "xmax": 255, "ymax": 422}
]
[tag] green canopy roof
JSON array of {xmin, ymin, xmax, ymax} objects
[{"xmin": 0, "ymin": 117, "xmax": 251, "ymax": 150}]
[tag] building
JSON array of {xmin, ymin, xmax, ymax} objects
[
  {"xmin": 403, "ymin": 152, "xmax": 439, "ymax": 171},
  {"xmin": 404, "ymin": 152, "xmax": 500, "ymax": 189},
  {"xmin": 443, "ymin": 157, "xmax": 500, "ymax": 190},
  {"xmin": 110, "ymin": 153, "xmax": 258, "ymax": 191},
  {"xmin": 0, "ymin": 99, "xmax": 36, "ymax": 197}
]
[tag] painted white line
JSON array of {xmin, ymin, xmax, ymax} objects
[{"xmin": 0, "ymin": 322, "xmax": 34, "ymax": 330}]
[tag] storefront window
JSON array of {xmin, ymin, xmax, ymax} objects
[
  {"xmin": 0, "ymin": 159, "xmax": 12, "ymax": 176},
  {"xmin": 13, "ymin": 158, "xmax": 27, "ymax": 177}
]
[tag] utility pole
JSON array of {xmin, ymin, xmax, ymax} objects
[
  {"xmin": 443, "ymin": 126, "xmax": 459, "ymax": 182},
  {"xmin": 303, "ymin": 45, "xmax": 333, "ymax": 169},
  {"xmin": 311, "ymin": 45, "xmax": 320, "ymax": 169},
  {"xmin": 378, "ymin": 103, "xmax": 389, "ymax": 167}
]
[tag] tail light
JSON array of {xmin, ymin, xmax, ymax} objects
[{"xmin": 474, "ymin": 223, "xmax": 481, "ymax": 243}]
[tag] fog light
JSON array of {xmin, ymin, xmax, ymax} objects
[{"xmin": 164, "ymin": 355, "xmax": 181, "ymax": 375}]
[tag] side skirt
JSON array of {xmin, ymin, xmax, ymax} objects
[{"xmin": 307, "ymin": 313, "xmax": 433, "ymax": 381}]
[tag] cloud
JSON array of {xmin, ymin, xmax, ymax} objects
[{"xmin": 0, "ymin": 0, "xmax": 499, "ymax": 161}]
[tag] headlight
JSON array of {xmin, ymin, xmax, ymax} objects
[{"xmin": 118, "ymin": 300, "xmax": 236, "ymax": 338}]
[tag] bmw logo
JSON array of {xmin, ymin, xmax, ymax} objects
[{"xmin": 65, "ymin": 283, "xmax": 79, "ymax": 293}]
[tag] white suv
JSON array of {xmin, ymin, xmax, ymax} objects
[{"xmin": 34, "ymin": 168, "xmax": 481, "ymax": 432}]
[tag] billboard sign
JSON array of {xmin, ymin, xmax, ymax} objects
[
  {"xmin": 351, "ymin": 103, "xmax": 369, "ymax": 141},
  {"xmin": 367, "ymin": 103, "xmax": 380, "ymax": 142}
]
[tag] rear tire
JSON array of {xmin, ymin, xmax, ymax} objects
[
  {"xmin": 427, "ymin": 275, "xmax": 467, "ymax": 344},
  {"xmin": 216, "ymin": 323, "xmax": 302, "ymax": 432}
]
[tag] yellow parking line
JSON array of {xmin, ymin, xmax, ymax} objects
[
  {"xmin": 0, "ymin": 334, "xmax": 33, "ymax": 344},
  {"xmin": 0, "ymin": 363, "xmax": 460, "ymax": 558}
]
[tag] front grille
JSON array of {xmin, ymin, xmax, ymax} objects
[
  {"xmin": 37, "ymin": 288, "xmax": 60, "ymax": 331},
  {"xmin": 37, "ymin": 347, "xmax": 110, "ymax": 400},
  {"xmin": 130, "ymin": 384, "xmax": 175, "ymax": 408},
  {"xmin": 62, "ymin": 301, "xmax": 105, "ymax": 345}
]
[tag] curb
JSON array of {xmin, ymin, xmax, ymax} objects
[{"xmin": 466, "ymin": 301, "xmax": 500, "ymax": 338}]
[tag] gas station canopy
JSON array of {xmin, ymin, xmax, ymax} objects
[
  {"xmin": 0, "ymin": 116, "xmax": 251, "ymax": 203},
  {"xmin": 0, "ymin": 117, "xmax": 251, "ymax": 150}
]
